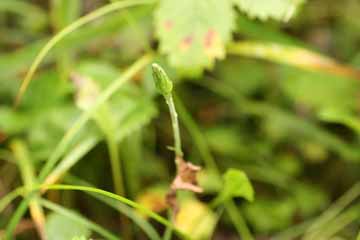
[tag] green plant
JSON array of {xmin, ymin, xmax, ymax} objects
[{"xmin": 1, "ymin": 0, "xmax": 360, "ymax": 239}]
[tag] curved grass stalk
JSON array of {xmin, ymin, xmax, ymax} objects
[
  {"xmin": 94, "ymin": 107, "xmax": 125, "ymax": 197},
  {"xmin": 43, "ymin": 137, "xmax": 98, "ymax": 186},
  {"xmin": 228, "ymin": 41, "xmax": 360, "ymax": 80},
  {"xmin": 38, "ymin": 54, "xmax": 152, "ymax": 182},
  {"xmin": 6, "ymin": 184, "xmax": 189, "ymax": 239},
  {"xmin": 0, "ymin": 187, "xmax": 25, "ymax": 213},
  {"xmin": 65, "ymin": 175, "xmax": 161, "ymax": 240},
  {"xmin": 93, "ymin": 106, "xmax": 131, "ymax": 239},
  {"xmin": 40, "ymin": 199, "xmax": 119, "ymax": 240},
  {"xmin": 0, "ymin": 179, "xmax": 162, "ymax": 240},
  {"xmin": 10, "ymin": 140, "xmax": 46, "ymax": 240},
  {"xmin": 6, "ymin": 54, "xmax": 153, "ymax": 240},
  {"xmin": 41, "ymin": 184, "xmax": 189, "ymax": 240},
  {"xmin": 15, "ymin": 0, "xmax": 155, "ymax": 106},
  {"xmin": 5, "ymin": 192, "xmax": 36, "ymax": 239}
]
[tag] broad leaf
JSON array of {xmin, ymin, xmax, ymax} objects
[
  {"xmin": 155, "ymin": 0, "xmax": 235, "ymax": 76},
  {"xmin": 232, "ymin": 0, "xmax": 305, "ymax": 21}
]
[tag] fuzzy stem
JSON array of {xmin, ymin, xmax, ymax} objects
[
  {"xmin": 175, "ymin": 95, "xmax": 254, "ymax": 240},
  {"xmin": 165, "ymin": 95, "xmax": 183, "ymax": 158}
]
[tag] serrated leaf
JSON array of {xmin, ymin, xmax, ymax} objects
[
  {"xmin": 155, "ymin": 0, "xmax": 235, "ymax": 76},
  {"xmin": 46, "ymin": 213, "xmax": 91, "ymax": 240},
  {"xmin": 232, "ymin": 0, "xmax": 305, "ymax": 21},
  {"xmin": 214, "ymin": 168, "xmax": 254, "ymax": 205}
]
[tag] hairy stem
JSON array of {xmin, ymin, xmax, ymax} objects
[{"xmin": 165, "ymin": 95, "xmax": 183, "ymax": 158}]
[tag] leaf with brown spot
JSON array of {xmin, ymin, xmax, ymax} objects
[{"xmin": 154, "ymin": 0, "xmax": 235, "ymax": 76}]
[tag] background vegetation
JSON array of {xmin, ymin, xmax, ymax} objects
[{"xmin": 0, "ymin": 0, "xmax": 360, "ymax": 239}]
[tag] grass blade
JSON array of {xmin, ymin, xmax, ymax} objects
[
  {"xmin": 304, "ymin": 182, "xmax": 360, "ymax": 240},
  {"xmin": 44, "ymin": 97, "xmax": 157, "ymax": 186},
  {"xmin": 0, "ymin": 187, "xmax": 24, "ymax": 213},
  {"xmin": 311, "ymin": 204, "xmax": 360, "ymax": 240},
  {"xmin": 38, "ymin": 54, "xmax": 152, "ymax": 182},
  {"xmin": 15, "ymin": 0, "xmax": 155, "ymax": 105},
  {"xmin": 5, "ymin": 54, "xmax": 153, "ymax": 240},
  {"xmin": 43, "ymin": 137, "xmax": 98, "ymax": 186},
  {"xmin": 40, "ymin": 184, "xmax": 189, "ymax": 240},
  {"xmin": 10, "ymin": 140, "xmax": 46, "ymax": 239},
  {"xmin": 65, "ymin": 175, "xmax": 162, "ymax": 240},
  {"xmin": 228, "ymin": 41, "xmax": 360, "ymax": 80}
]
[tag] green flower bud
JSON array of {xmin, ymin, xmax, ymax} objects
[{"xmin": 152, "ymin": 63, "xmax": 173, "ymax": 96}]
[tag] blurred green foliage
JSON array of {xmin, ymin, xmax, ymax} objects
[{"xmin": 0, "ymin": 0, "xmax": 359, "ymax": 239}]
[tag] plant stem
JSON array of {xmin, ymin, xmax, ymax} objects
[
  {"xmin": 10, "ymin": 140, "xmax": 47, "ymax": 240},
  {"xmin": 162, "ymin": 210, "xmax": 173, "ymax": 240},
  {"xmin": 94, "ymin": 106, "xmax": 132, "ymax": 240},
  {"xmin": 174, "ymin": 95, "xmax": 254, "ymax": 240},
  {"xmin": 6, "ymin": 54, "xmax": 153, "ymax": 240},
  {"xmin": 225, "ymin": 200, "xmax": 254, "ymax": 240},
  {"xmin": 41, "ymin": 184, "xmax": 190, "ymax": 240},
  {"xmin": 95, "ymin": 106, "xmax": 125, "ymax": 197},
  {"xmin": 15, "ymin": 0, "xmax": 155, "ymax": 106},
  {"xmin": 163, "ymin": 95, "xmax": 180, "ymax": 240},
  {"xmin": 0, "ymin": 187, "xmax": 25, "ymax": 213},
  {"xmin": 65, "ymin": 175, "xmax": 162, "ymax": 240},
  {"xmin": 165, "ymin": 95, "xmax": 183, "ymax": 158}
]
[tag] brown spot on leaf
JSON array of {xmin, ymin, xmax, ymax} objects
[
  {"xmin": 180, "ymin": 35, "xmax": 193, "ymax": 52},
  {"xmin": 204, "ymin": 29, "xmax": 224, "ymax": 59},
  {"xmin": 164, "ymin": 20, "xmax": 173, "ymax": 31},
  {"xmin": 204, "ymin": 29, "xmax": 216, "ymax": 49}
]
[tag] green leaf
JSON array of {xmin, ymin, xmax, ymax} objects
[
  {"xmin": 214, "ymin": 169, "xmax": 254, "ymax": 205},
  {"xmin": 232, "ymin": 0, "xmax": 305, "ymax": 21},
  {"xmin": 45, "ymin": 213, "xmax": 91, "ymax": 240},
  {"xmin": 155, "ymin": 0, "xmax": 235, "ymax": 76}
]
